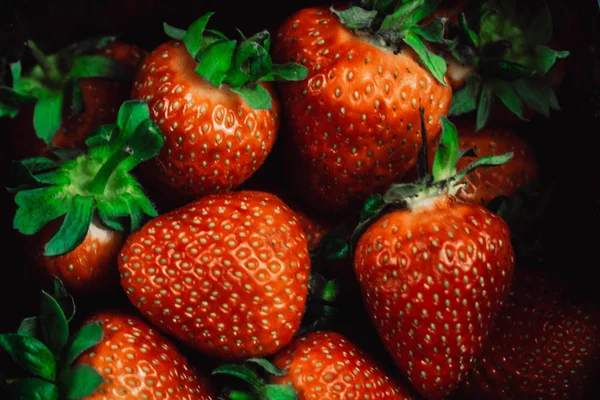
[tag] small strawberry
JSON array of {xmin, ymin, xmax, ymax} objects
[
  {"xmin": 459, "ymin": 268, "xmax": 600, "ymax": 400},
  {"xmin": 272, "ymin": 1, "xmax": 453, "ymax": 214},
  {"xmin": 444, "ymin": 1, "xmax": 569, "ymax": 130},
  {"xmin": 10, "ymin": 100, "xmax": 163, "ymax": 294},
  {"xmin": 0, "ymin": 37, "xmax": 143, "ymax": 159},
  {"xmin": 118, "ymin": 190, "xmax": 311, "ymax": 360},
  {"xmin": 352, "ymin": 114, "xmax": 515, "ymax": 398},
  {"xmin": 131, "ymin": 13, "xmax": 307, "ymax": 203}
]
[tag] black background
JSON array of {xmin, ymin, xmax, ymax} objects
[{"xmin": 1, "ymin": 0, "xmax": 599, "ymax": 397}]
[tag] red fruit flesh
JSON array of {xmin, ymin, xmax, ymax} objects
[
  {"xmin": 76, "ymin": 311, "xmax": 216, "ymax": 399},
  {"xmin": 273, "ymin": 7, "xmax": 452, "ymax": 214},
  {"xmin": 271, "ymin": 330, "xmax": 417, "ymax": 400},
  {"xmin": 131, "ymin": 41, "xmax": 279, "ymax": 201},
  {"xmin": 354, "ymin": 195, "xmax": 515, "ymax": 398},
  {"xmin": 118, "ymin": 191, "xmax": 310, "ymax": 360}
]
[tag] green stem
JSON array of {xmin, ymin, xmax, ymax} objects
[
  {"xmin": 89, "ymin": 150, "xmax": 126, "ymax": 195},
  {"xmin": 227, "ymin": 390, "xmax": 255, "ymax": 400},
  {"xmin": 27, "ymin": 41, "xmax": 61, "ymax": 82}
]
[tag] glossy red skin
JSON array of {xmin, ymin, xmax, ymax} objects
[
  {"xmin": 271, "ymin": 330, "xmax": 417, "ymax": 400},
  {"xmin": 131, "ymin": 41, "xmax": 279, "ymax": 201},
  {"xmin": 403, "ymin": 119, "xmax": 539, "ymax": 206},
  {"xmin": 77, "ymin": 311, "xmax": 216, "ymax": 400},
  {"xmin": 459, "ymin": 268, "xmax": 600, "ymax": 400},
  {"xmin": 273, "ymin": 6, "xmax": 452, "ymax": 215},
  {"xmin": 293, "ymin": 207, "xmax": 330, "ymax": 249},
  {"xmin": 118, "ymin": 191, "xmax": 310, "ymax": 361},
  {"xmin": 354, "ymin": 195, "xmax": 515, "ymax": 399},
  {"xmin": 29, "ymin": 218, "xmax": 125, "ymax": 294}
]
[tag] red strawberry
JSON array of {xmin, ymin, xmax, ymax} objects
[
  {"xmin": 459, "ymin": 268, "xmax": 600, "ymax": 399},
  {"xmin": 352, "ymin": 116, "xmax": 516, "ymax": 398},
  {"xmin": 118, "ymin": 190, "xmax": 311, "ymax": 360},
  {"xmin": 11, "ymin": 100, "xmax": 163, "ymax": 294},
  {"xmin": 0, "ymin": 38, "xmax": 144, "ymax": 160},
  {"xmin": 130, "ymin": 13, "xmax": 307, "ymax": 204},
  {"xmin": 270, "ymin": 330, "xmax": 417, "ymax": 400},
  {"xmin": 294, "ymin": 208, "xmax": 330, "ymax": 250},
  {"xmin": 272, "ymin": 3, "xmax": 452, "ymax": 215},
  {"xmin": 77, "ymin": 311, "xmax": 216, "ymax": 400}
]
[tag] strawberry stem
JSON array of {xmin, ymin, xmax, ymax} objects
[
  {"xmin": 89, "ymin": 149, "xmax": 126, "ymax": 195},
  {"xmin": 27, "ymin": 41, "xmax": 61, "ymax": 83}
]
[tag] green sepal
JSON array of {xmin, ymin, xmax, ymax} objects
[
  {"xmin": 325, "ymin": 237, "xmax": 351, "ymax": 261},
  {"xmin": 120, "ymin": 118, "xmax": 165, "ymax": 170},
  {"xmin": 0, "ymin": 334, "xmax": 56, "ymax": 381},
  {"xmin": 451, "ymin": 152, "xmax": 514, "ymax": 190},
  {"xmin": 527, "ymin": 46, "xmax": 569, "ymax": 75},
  {"xmin": 17, "ymin": 318, "xmax": 42, "ymax": 339},
  {"xmin": 52, "ymin": 277, "xmax": 76, "ymax": 322},
  {"xmin": 245, "ymin": 359, "xmax": 287, "ymax": 377},
  {"xmin": 163, "ymin": 22, "xmax": 186, "ymax": 40},
  {"xmin": 85, "ymin": 125, "xmax": 116, "ymax": 148},
  {"xmin": 211, "ymin": 364, "xmax": 264, "ymax": 389},
  {"xmin": 513, "ymin": 78, "xmax": 558, "ymax": 117},
  {"xmin": 231, "ymin": 84, "xmax": 272, "ymax": 110},
  {"xmin": 117, "ymin": 99, "xmax": 151, "ymax": 143},
  {"xmin": 33, "ymin": 90, "xmax": 64, "ymax": 144},
  {"xmin": 1, "ymin": 378, "xmax": 58, "ymax": 400},
  {"xmin": 432, "ymin": 116, "xmax": 460, "ymax": 182},
  {"xmin": 458, "ymin": 13, "xmax": 479, "ymax": 47},
  {"xmin": 259, "ymin": 64, "xmax": 308, "ymax": 82},
  {"xmin": 195, "ymin": 39, "xmax": 237, "ymax": 87},
  {"xmin": 13, "ymin": 186, "xmax": 69, "ymax": 235},
  {"xmin": 491, "ymin": 81, "xmax": 525, "ymax": 120},
  {"xmin": 184, "ymin": 12, "xmax": 215, "ymax": 58},
  {"xmin": 330, "ymin": 6, "xmax": 378, "ymax": 29},
  {"xmin": 403, "ymin": 32, "xmax": 448, "ymax": 86},
  {"xmin": 96, "ymin": 198, "xmax": 129, "ymax": 231},
  {"xmin": 480, "ymin": 59, "xmax": 534, "ymax": 80},
  {"xmin": 60, "ymin": 364, "xmax": 103, "ymax": 399},
  {"xmin": 259, "ymin": 385, "xmax": 299, "ymax": 400},
  {"xmin": 449, "ymin": 75, "xmax": 481, "ymax": 115},
  {"xmin": 525, "ymin": 3, "xmax": 553, "ymax": 45},
  {"xmin": 65, "ymin": 322, "xmax": 103, "ymax": 366},
  {"xmin": 379, "ymin": 0, "xmax": 442, "ymax": 34},
  {"xmin": 68, "ymin": 55, "xmax": 132, "ymax": 81},
  {"xmin": 411, "ymin": 18, "xmax": 445, "ymax": 43},
  {"xmin": 44, "ymin": 195, "xmax": 95, "ymax": 256},
  {"xmin": 476, "ymin": 82, "xmax": 494, "ymax": 131},
  {"xmin": 39, "ymin": 291, "xmax": 69, "ymax": 357}
]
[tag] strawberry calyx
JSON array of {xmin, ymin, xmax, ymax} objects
[
  {"xmin": 330, "ymin": 0, "xmax": 449, "ymax": 85},
  {"xmin": 0, "ymin": 277, "xmax": 104, "ymax": 400},
  {"xmin": 0, "ymin": 36, "xmax": 134, "ymax": 144},
  {"xmin": 163, "ymin": 12, "xmax": 308, "ymax": 110},
  {"xmin": 447, "ymin": 0, "xmax": 569, "ymax": 130},
  {"xmin": 212, "ymin": 358, "xmax": 299, "ymax": 400},
  {"xmin": 10, "ymin": 99, "xmax": 163, "ymax": 256}
]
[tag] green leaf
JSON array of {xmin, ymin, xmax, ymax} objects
[
  {"xmin": 259, "ymin": 384, "xmax": 299, "ymax": 400},
  {"xmin": 13, "ymin": 187, "xmax": 68, "ymax": 235},
  {"xmin": 330, "ymin": 6, "xmax": 378, "ymax": 29},
  {"xmin": 133, "ymin": 192, "xmax": 159, "ymax": 219},
  {"xmin": 480, "ymin": 60, "xmax": 534, "ymax": 80},
  {"xmin": 18, "ymin": 317, "xmax": 41, "ymax": 338},
  {"xmin": 39, "ymin": 292, "xmax": 69, "ymax": 358},
  {"xmin": 411, "ymin": 19, "xmax": 445, "ymax": 43},
  {"xmin": 123, "ymin": 193, "xmax": 144, "ymax": 231},
  {"xmin": 476, "ymin": 82, "xmax": 494, "ymax": 131},
  {"xmin": 453, "ymin": 152, "xmax": 514, "ymax": 187},
  {"xmin": 458, "ymin": 13, "xmax": 479, "ymax": 47},
  {"xmin": 526, "ymin": 3, "xmax": 552, "ymax": 45},
  {"xmin": 246, "ymin": 359, "xmax": 287, "ymax": 377},
  {"xmin": 195, "ymin": 39, "xmax": 237, "ymax": 87},
  {"xmin": 85, "ymin": 125, "xmax": 117, "ymax": 148},
  {"xmin": 163, "ymin": 22, "xmax": 186, "ymax": 40},
  {"xmin": 513, "ymin": 78, "xmax": 559, "ymax": 117},
  {"xmin": 361, "ymin": 194, "xmax": 385, "ymax": 218},
  {"xmin": 321, "ymin": 280, "xmax": 340, "ymax": 302},
  {"xmin": 0, "ymin": 334, "xmax": 56, "ymax": 380},
  {"xmin": 528, "ymin": 46, "xmax": 569, "ymax": 75},
  {"xmin": 33, "ymin": 90, "xmax": 64, "ymax": 144},
  {"xmin": 403, "ymin": 32, "xmax": 448, "ymax": 86},
  {"xmin": 44, "ymin": 195, "xmax": 95, "ymax": 256},
  {"xmin": 68, "ymin": 56, "xmax": 132, "ymax": 81},
  {"xmin": 432, "ymin": 116, "xmax": 460, "ymax": 182},
  {"xmin": 231, "ymin": 84, "xmax": 272, "ymax": 110},
  {"xmin": 260, "ymin": 63, "xmax": 308, "ymax": 82},
  {"xmin": 11, "ymin": 61, "xmax": 23, "ymax": 81},
  {"xmin": 373, "ymin": 0, "xmax": 396, "ymax": 15},
  {"xmin": 2, "ymin": 378, "xmax": 58, "ymax": 400},
  {"xmin": 207, "ymin": 29, "xmax": 229, "ymax": 41},
  {"xmin": 449, "ymin": 76, "xmax": 480, "ymax": 115},
  {"xmin": 52, "ymin": 277, "xmax": 76, "ymax": 322},
  {"xmin": 65, "ymin": 322, "xmax": 103, "ymax": 366},
  {"xmin": 97, "ymin": 198, "xmax": 129, "ymax": 231},
  {"xmin": 491, "ymin": 81, "xmax": 525, "ymax": 120},
  {"xmin": 184, "ymin": 12, "xmax": 215, "ymax": 58},
  {"xmin": 125, "ymin": 118, "xmax": 165, "ymax": 165},
  {"xmin": 62, "ymin": 364, "xmax": 103, "ymax": 399},
  {"xmin": 325, "ymin": 238, "xmax": 350, "ymax": 261},
  {"xmin": 380, "ymin": 0, "xmax": 442, "ymax": 33},
  {"xmin": 0, "ymin": 102, "xmax": 20, "ymax": 118},
  {"xmin": 211, "ymin": 364, "xmax": 264, "ymax": 389},
  {"xmin": 117, "ymin": 100, "xmax": 150, "ymax": 141}
]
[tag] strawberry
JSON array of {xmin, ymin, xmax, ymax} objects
[
  {"xmin": 10, "ymin": 100, "xmax": 163, "ymax": 294},
  {"xmin": 272, "ymin": 1, "xmax": 453, "ymax": 215},
  {"xmin": 0, "ymin": 37, "xmax": 144, "ymax": 160},
  {"xmin": 118, "ymin": 190, "xmax": 311, "ymax": 360},
  {"xmin": 0, "ymin": 278, "xmax": 215, "ymax": 400},
  {"xmin": 351, "ymin": 115, "xmax": 516, "ymax": 398},
  {"xmin": 130, "ymin": 13, "xmax": 307, "ymax": 204},
  {"xmin": 270, "ymin": 330, "xmax": 417, "ymax": 400},
  {"xmin": 444, "ymin": 1, "xmax": 569, "ymax": 130},
  {"xmin": 459, "ymin": 268, "xmax": 600, "ymax": 400},
  {"xmin": 294, "ymin": 207, "xmax": 330, "ymax": 250}
]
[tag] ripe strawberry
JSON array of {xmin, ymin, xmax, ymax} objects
[
  {"xmin": 272, "ymin": 2, "xmax": 453, "ymax": 214},
  {"xmin": 118, "ymin": 190, "xmax": 311, "ymax": 360},
  {"xmin": 0, "ymin": 38, "xmax": 144, "ymax": 160},
  {"xmin": 294, "ymin": 208, "xmax": 330, "ymax": 249},
  {"xmin": 459, "ymin": 268, "xmax": 600, "ymax": 399},
  {"xmin": 270, "ymin": 330, "xmax": 417, "ymax": 400},
  {"xmin": 352, "ymin": 116, "xmax": 515, "ymax": 398},
  {"xmin": 10, "ymin": 100, "xmax": 163, "ymax": 294},
  {"xmin": 76, "ymin": 311, "xmax": 216, "ymax": 399},
  {"xmin": 130, "ymin": 13, "xmax": 307, "ymax": 203}
]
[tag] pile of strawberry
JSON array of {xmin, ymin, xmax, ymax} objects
[{"xmin": 1, "ymin": 1, "xmax": 599, "ymax": 399}]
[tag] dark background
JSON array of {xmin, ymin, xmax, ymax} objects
[{"xmin": 1, "ymin": 0, "xmax": 599, "ymax": 397}]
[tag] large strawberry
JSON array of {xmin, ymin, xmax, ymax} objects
[
  {"xmin": 130, "ymin": 13, "xmax": 307, "ymax": 204},
  {"xmin": 10, "ymin": 100, "xmax": 163, "ymax": 294},
  {"xmin": 0, "ymin": 278, "xmax": 216, "ymax": 399},
  {"xmin": 118, "ymin": 190, "xmax": 311, "ymax": 360},
  {"xmin": 352, "ymin": 115, "xmax": 515, "ymax": 398},
  {"xmin": 272, "ymin": 0, "xmax": 453, "ymax": 215},
  {"xmin": 0, "ymin": 38, "xmax": 144, "ymax": 160},
  {"xmin": 459, "ymin": 267, "xmax": 600, "ymax": 400},
  {"xmin": 445, "ymin": 0, "xmax": 569, "ymax": 130}
]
